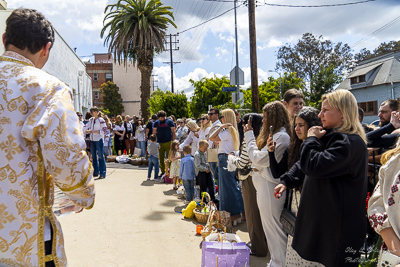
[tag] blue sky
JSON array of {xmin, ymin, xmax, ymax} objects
[{"xmin": 7, "ymin": 0, "xmax": 400, "ymax": 97}]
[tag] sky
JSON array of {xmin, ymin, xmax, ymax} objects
[{"xmin": 7, "ymin": 0, "xmax": 400, "ymax": 97}]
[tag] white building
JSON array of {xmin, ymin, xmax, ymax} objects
[{"xmin": 0, "ymin": 9, "xmax": 92, "ymax": 115}]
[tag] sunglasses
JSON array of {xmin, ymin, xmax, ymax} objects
[
  {"xmin": 200, "ymin": 118, "xmax": 208, "ymax": 120},
  {"xmin": 208, "ymin": 113, "xmax": 216, "ymax": 116},
  {"xmin": 77, "ymin": 114, "xmax": 82, "ymax": 117}
]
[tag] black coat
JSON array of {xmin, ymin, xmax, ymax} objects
[{"xmin": 292, "ymin": 130, "xmax": 368, "ymax": 267}]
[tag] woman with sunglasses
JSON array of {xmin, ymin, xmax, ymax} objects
[
  {"xmin": 175, "ymin": 119, "xmax": 188, "ymax": 144},
  {"xmin": 199, "ymin": 114, "xmax": 212, "ymax": 141}
]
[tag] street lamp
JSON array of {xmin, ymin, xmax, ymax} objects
[{"xmin": 268, "ymin": 70, "xmax": 282, "ymax": 100}]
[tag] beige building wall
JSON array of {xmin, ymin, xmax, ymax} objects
[
  {"xmin": 0, "ymin": 1, "xmax": 6, "ymax": 10},
  {"xmin": 113, "ymin": 61, "xmax": 152, "ymax": 118}
]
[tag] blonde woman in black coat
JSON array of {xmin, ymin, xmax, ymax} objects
[{"xmin": 275, "ymin": 89, "xmax": 368, "ymax": 267}]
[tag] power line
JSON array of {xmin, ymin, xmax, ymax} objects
[
  {"xmin": 260, "ymin": 0, "xmax": 376, "ymax": 8},
  {"xmin": 178, "ymin": 3, "xmax": 243, "ymax": 34},
  {"xmin": 353, "ymin": 14, "xmax": 400, "ymax": 47}
]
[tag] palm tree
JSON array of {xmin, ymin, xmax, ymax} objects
[{"xmin": 101, "ymin": 0, "xmax": 177, "ymax": 120}]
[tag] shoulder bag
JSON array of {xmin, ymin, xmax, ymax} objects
[
  {"xmin": 207, "ymin": 148, "xmax": 218, "ymax": 163},
  {"xmin": 279, "ymin": 188, "xmax": 298, "ymax": 237}
]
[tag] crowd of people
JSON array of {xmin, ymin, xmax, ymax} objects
[
  {"xmin": 79, "ymin": 87, "xmax": 400, "ymax": 266},
  {"xmin": 2, "ymin": 7, "xmax": 400, "ymax": 267}
]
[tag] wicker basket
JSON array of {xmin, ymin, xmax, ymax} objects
[
  {"xmin": 194, "ymin": 209, "xmax": 209, "ymax": 224},
  {"xmin": 200, "ymin": 207, "xmax": 225, "ymax": 241},
  {"xmin": 106, "ymin": 155, "xmax": 117, "ymax": 162},
  {"xmin": 193, "ymin": 192, "xmax": 211, "ymax": 224}
]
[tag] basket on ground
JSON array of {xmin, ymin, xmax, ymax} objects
[{"xmin": 194, "ymin": 192, "xmax": 211, "ymax": 224}]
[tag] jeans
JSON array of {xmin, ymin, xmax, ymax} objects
[
  {"xmin": 138, "ymin": 141, "xmax": 146, "ymax": 157},
  {"xmin": 218, "ymin": 153, "xmax": 243, "ymax": 216},
  {"xmin": 148, "ymin": 155, "xmax": 159, "ymax": 179},
  {"xmin": 183, "ymin": 180, "xmax": 195, "ymax": 201},
  {"xmin": 90, "ymin": 139, "xmax": 106, "ymax": 177},
  {"xmin": 210, "ymin": 162, "xmax": 219, "ymax": 187}
]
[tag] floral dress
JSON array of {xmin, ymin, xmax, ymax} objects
[{"xmin": 169, "ymin": 152, "xmax": 180, "ymax": 177}]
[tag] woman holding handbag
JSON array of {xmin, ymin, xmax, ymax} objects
[
  {"xmin": 368, "ymin": 112, "xmax": 400, "ymax": 266},
  {"xmin": 271, "ymin": 107, "xmax": 323, "ymax": 266},
  {"xmin": 232, "ymin": 113, "xmax": 268, "ymax": 257},
  {"xmin": 243, "ymin": 101, "xmax": 291, "ymax": 266}
]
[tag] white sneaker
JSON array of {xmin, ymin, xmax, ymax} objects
[
  {"xmin": 184, "ymin": 200, "xmax": 190, "ymax": 204},
  {"xmin": 232, "ymin": 220, "xmax": 237, "ymax": 226}
]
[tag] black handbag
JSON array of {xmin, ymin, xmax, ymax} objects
[{"xmin": 279, "ymin": 188, "xmax": 297, "ymax": 236}]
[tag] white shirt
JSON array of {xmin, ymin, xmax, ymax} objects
[
  {"xmin": 218, "ymin": 129, "xmax": 237, "ymax": 154},
  {"xmin": 135, "ymin": 125, "xmax": 146, "ymax": 141},
  {"xmin": 244, "ymin": 127, "xmax": 290, "ymax": 184},
  {"xmin": 199, "ymin": 126, "xmax": 211, "ymax": 141},
  {"xmin": 179, "ymin": 131, "xmax": 199, "ymax": 156},
  {"xmin": 83, "ymin": 117, "xmax": 107, "ymax": 142}
]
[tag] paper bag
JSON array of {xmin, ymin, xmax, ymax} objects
[{"xmin": 201, "ymin": 242, "xmax": 250, "ymax": 267}]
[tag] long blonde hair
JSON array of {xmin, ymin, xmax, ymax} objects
[
  {"xmin": 221, "ymin": 109, "xmax": 239, "ymax": 151},
  {"xmin": 381, "ymin": 136, "xmax": 400, "ymax": 165},
  {"xmin": 322, "ymin": 89, "xmax": 367, "ymax": 143},
  {"xmin": 201, "ymin": 114, "xmax": 212, "ymax": 130},
  {"xmin": 115, "ymin": 115, "xmax": 123, "ymax": 126},
  {"xmin": 256, "ymin": 101, "xmax": 291, "ymax": 149},
  {"xmin": 186, "ymin": 120, "xmax": 200, "ymax": 132}
]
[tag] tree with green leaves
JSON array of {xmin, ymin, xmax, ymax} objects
[
  {"xmin": 189, "ymin": 76, "xmax": 233, "ymax": 118},
  {"xmin": 276, "ymin": 33, "xmax": 352, "ymax": 96},
  {"xmin": 101, "ymin": 0, "xmax": 177, "ymax": 121},
  {"xmin": 100, "ymin": 81, "xmax": 125, "ymax": 116},
  {"xmin": 355, "ymin": 40, "xmax": 400, "ymax": 62},
  {"xmin": 308, "ymin": 65, "xmax": 342, "ymax": 109},
  {"xmin": 148, "ymin": 89, "xmax": 189, "ymax": 118},
  {"xmin": 243, "ymin": 72, "xmax": 305, "ymax": 111}
]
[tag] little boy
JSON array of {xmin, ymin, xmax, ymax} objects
[
  {"xmin": 147, "ymin": 134, "xmax": 160, "ymax": 180},
  {"xmin": 179, "ymin": 145, "xmax": 196, "ymax": 204},
  {"xmin": 194, "ymin": 140, "xmax": 215, "ymax": 201}
]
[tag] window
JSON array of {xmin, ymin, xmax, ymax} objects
[
  {"xmin": 94, "ymin": 91, "xmax": 99, "ymax": 100},
  {"xmin": 105, "ymin": 73, "xmax": 112, "ymax": 82},
  {"xmin": 93, "ymin": 73, "xmax": 98, "ymax": 81},
  {"xmin": 358, "ymin": 101, "xmax": 378, "ymax": 116},
  {"xmin": 350, "ymin": 75, "xmax": 366, "ymax": 85}
]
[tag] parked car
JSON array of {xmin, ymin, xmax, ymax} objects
[{"xmin": 370, "ymin": 120, "xmax": 380, "ymax": 128}]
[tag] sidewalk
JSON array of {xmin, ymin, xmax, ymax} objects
[{"xmin": 59, "ymin": 162, "xmax": 269, "ymax": 266}]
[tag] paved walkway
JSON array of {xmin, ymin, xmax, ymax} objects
[{"xmin": 59, "ymin": 162, "xmax": 269, "ymax": 266}]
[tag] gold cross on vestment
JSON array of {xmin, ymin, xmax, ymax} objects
[{"xmin": 0, "ymin": 134, "xmax": 24, "ymax": 161}]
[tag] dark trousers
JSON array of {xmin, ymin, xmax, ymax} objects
[
  {"xmin": 45, "ymin": 226, "xmax": 55, "ymax": 267},
  {"xmin": 242, "ymin": 176, "xmax": 268, "ymax": 257},
  {"xmin": 197, "ymin": 171, "xmax": 215, "ymax": 201}
]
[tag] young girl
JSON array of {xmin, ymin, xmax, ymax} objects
[
  {"xmin": 169, "ymin": 140, "xmax": 181, "ymax": 190},
  {"xmin": 104, "ymin": 118, "xmax": 114, "ymax": 158}
]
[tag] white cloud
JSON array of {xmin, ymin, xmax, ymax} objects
[
  {"xmin": 153, "ymin": 66, "xmax": 224, "ymax": 98},
  {"xmin": 8, "ymin": 0, "xmax": 110, "ymax": 47}
]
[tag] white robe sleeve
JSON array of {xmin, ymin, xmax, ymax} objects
[{"xmin": 22, "ymin": 84, "xmax": 95, "ymax": 209}]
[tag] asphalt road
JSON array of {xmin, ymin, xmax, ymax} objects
[{"xmin": 58, "ymin": 162, "xmax": 269, "ymax": 267}]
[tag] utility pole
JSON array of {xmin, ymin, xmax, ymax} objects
[
  {"xmin": 151, "ymin": 74, "xmax": 158, "ymax": 92},
  {"xmin": 163, "ymin": 34, "xmax": 180, "ymax": 93},
  {"xmin": 248, "ymin": 0, "xmax": 259, "ymax": 112},
  {"xmin": 234, "ymin": 0, "xmax": 240, "ymax": 95}
]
